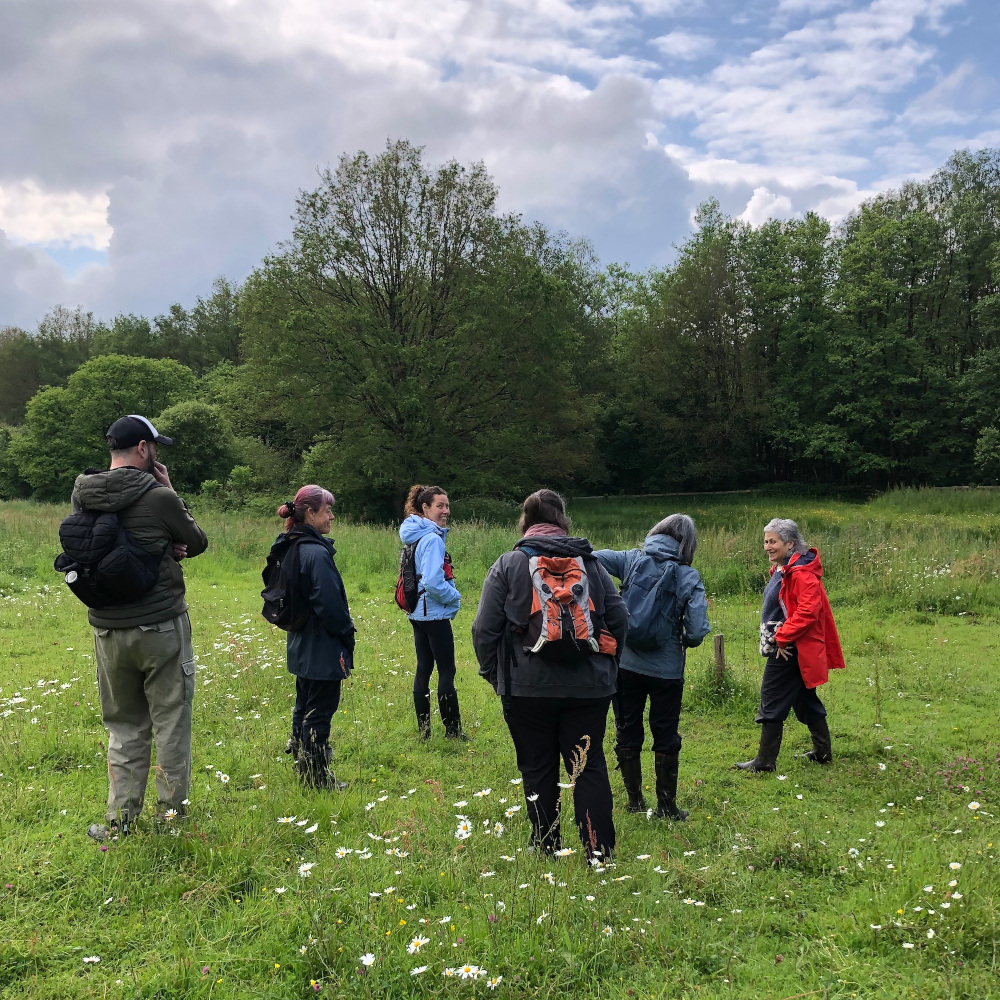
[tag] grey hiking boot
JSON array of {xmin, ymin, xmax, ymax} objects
[{"xmin": 87, "ymin": 818, "xmax": 129, "ymax": 841}]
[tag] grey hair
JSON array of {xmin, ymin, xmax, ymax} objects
[
  {"xmin": 648, "ymin": 513, "xmax": 697, "ymax": 565},
  {"xmin": 763, "ymin": 517, "xmax": 809, "ymax": 554}
]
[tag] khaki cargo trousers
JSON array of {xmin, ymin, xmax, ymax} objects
[{"xmin": 94, "ymin": 612, "xmax": 195, "ymax": 823}]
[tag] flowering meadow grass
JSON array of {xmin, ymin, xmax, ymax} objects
[{"xmin": 1, "ymin": 490, "xmax": 999, "ymax": 998}]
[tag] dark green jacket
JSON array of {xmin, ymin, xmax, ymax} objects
[{"xmin": 71, "ymin": 466, "xmax": 208, "ymax": 629}]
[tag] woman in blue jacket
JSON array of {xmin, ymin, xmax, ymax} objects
[
  {"xmin": 271, "ymin": 485, "xmax": 355, "ymax": 790},
  {"xmin": 596, "ymin": 514, "xmax": 709, "ymax": 821},
  {"xmin": 399, "ymin": 484, "xmax": 464, "ymax": 739}
]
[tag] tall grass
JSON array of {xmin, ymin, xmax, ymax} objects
[{"xmin": 2, "ymin": 490, "xmax": 1000, "ymax": 998}]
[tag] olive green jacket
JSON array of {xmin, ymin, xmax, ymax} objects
[{"xmin": 71, "ymin": 467, "xmax": 208, "ymax": 629}]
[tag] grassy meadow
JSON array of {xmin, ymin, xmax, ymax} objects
[{"xmin": 2, "ymin": 489, "xmax": 999, "ymax": 999}]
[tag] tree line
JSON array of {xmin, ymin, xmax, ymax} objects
[{"xmin": 2, "ymin": 140, "xmax": 1000, "ymax": 518}]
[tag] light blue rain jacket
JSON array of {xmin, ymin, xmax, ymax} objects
[
  {"xmin": 398, "ymin": 515, "xmax": 461, "ymax": 621},
  {"xmin": 595, "ymin": 533, "xmax": 710, "ymax": 680}
]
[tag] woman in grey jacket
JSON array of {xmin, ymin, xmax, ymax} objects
[
  {"xmin": 596, "ymin": 514, "xmax": 710, "ymax": 821},
  {"xmin": 472, "ymin": 490, "xmax": 628, "ymax": 859},
  {"xmin": 269, "ymin": 485, "xmax": 355, "ymax": 791}
]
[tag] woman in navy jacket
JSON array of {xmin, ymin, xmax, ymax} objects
[
  {"xmin": 399, "ymin": 484, "xmax": 464, "ymax": 739},
  {"xmin": 271, "ymin": 485, "xmax": 355, "ymax": 790},
  {"xmin": 596, "ymin": 514, "xmax": 709, "ymax": 821}
]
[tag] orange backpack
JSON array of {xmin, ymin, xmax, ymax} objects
[{"xmin": 522, "ymin": 554, "xmax": 618, "ymax": 663}]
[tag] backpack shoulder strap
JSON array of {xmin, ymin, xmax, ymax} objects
[{"xmin": 582, "ymin": 554, "xmax": 609, "ymax": 613}]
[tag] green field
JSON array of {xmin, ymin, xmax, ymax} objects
[{"xmin": 2, "ymin": 490, "xmax": 999, "ymax": 999}]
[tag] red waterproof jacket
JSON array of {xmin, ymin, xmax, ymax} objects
[{"xmin": 773, "ymin": 548, "xmax": 845, "ymax": 688}]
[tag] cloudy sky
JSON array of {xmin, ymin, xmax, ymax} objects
[{"xmin": 1, "ymin": 0, "xmax": 997, "ymax": 328}]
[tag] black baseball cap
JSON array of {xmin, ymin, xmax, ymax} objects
[{"xmin": 106, "ymin": 414, "xmax": 173, "ymax": 450}]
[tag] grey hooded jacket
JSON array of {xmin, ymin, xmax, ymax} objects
[
  {"xmin": 472, "ymin": 534, "xmax": 628, "ymax": 699},
  {"xmin": 70, "ymin": 466, "xmax": 208, "ymax": 629}
]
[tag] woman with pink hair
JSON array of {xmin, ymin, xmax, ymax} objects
[{"xmin": 267, "ymin": 485, "xmax": 355, "ymax": 790}]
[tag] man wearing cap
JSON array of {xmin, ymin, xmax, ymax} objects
[{"xmin": 72, "ymin": 415, "xmax": 208, "ymax": 839}]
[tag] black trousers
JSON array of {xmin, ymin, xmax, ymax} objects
[
  {"xmin": 411, "ymin": 619, "xmax": 457, "ymax": 696},
  {"xmin": 756, "ymin": 649, "xmax": 826, "ymax": 726},
  {"xmin": 502, "ymin": 695, "xmax": 615, "ymax": 858},
  {"xmin": 291, "ymin": 676, "xmax": 342, "ymax": 755},
  {"xmin": 613, "ymin": 668, "xmax": 684, "ymax": 754}
]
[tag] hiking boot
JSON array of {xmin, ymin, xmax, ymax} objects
[
  {"xmin": 413, "ymin": 691, "xmax": 432, "ymax": 740},
  {"xmin": 735, "ymin": 721, "xmax": 783, "ymax": 772},
  {"xmin": 653, "ymin": 752, "xmax": 688, "ymax": 821},
  {"xmin": 87, "ymin": 818, "xmax": 129, "ymax": 841},
  {"xmin": 438, "ymin": 690, "xmax": 468, "ymax": 741},
  {"xmin": 614, "ymin": 747, "xmax": 647, "ymax": 813},
  {"xmin": 803, "ymin": 717, "xmax": 833, "ymax": 764}
]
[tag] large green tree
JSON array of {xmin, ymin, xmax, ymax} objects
[
  {"xmin": 0, "ymin": 307, "xmax": 97, "ymax": 424},
  {"xmin": 238, "ymin": 140, "xmax": 598, "ymax": 517},
  {"xmin": 10, "ymin": 355, "xmax": 196, "ymax": 501}
]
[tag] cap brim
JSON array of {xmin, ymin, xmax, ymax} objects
[{"xmin": 154, "ymin": 435, "xmax": 173, "ymax": 446}]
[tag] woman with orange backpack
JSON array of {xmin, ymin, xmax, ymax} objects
[
  {"xmin": 398, "ymin": 485, "xmax": 465, "ymax": 739},
  {"xmin": 472, "ymin": 489, "xmax": 628, "ymax": 860}
]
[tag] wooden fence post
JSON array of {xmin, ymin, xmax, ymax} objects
[{"xmin": 713, "ymin": 633, "xmax": 726, "ymax": 687}]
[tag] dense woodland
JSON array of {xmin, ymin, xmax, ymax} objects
[{"xmin": 2, "ymin": 140, "xmax": 1000, "ymax": 519}]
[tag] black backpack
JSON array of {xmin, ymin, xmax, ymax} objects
[
  {"xmin": 54, "ymin": 509, "xmax": 165, "ymax": 609},
  {"xmin": 394, "ymin": 542, "xmax": 421, "ymax": 613},
  {"xmin": 261, "ymin": 534, "xmax": 312, "ymax": 631}
]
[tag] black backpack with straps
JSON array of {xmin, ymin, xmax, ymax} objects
[
  {"xmin": 261, "ymin": 533, "xmax": 313, "ymax": 631},
  {"xmin": 55, "ymin": 509, "xmax": 165, "ymax": 609}
]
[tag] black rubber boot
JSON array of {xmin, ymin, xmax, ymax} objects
[
  {"xmin": 438, "ymin": 690, "xmax": 468, "ymax": 741},
  {"xmin": 614, "ymin": 747, "xmax": 647, "ymax": 813},
  {"xmin": 653, "ymin": 752, "xmax": 688, "ymax": 821},
  {"xmin": 413, "ymin": 691, "xmax": 432, "ymax": 739},
  {"xmin": 803, "ymin": 717, "xmax": 832, "ymax": 764},
  {"xmin": 301, "ymin": 744, "xmax": 348, "ymax": 791},
  {"xmin": 735, "ymin": 721, "xmax": 783, "ymax": 772}
]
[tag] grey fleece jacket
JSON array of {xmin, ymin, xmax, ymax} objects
[
  {"xmin": 71, "ymin": 466, "xmax": 208, "ymax": 628},
  {"xmin": 472, "ymin": 534, "xmax": 628, "ymax": 699}
]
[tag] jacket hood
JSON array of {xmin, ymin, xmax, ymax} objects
[
  {"xmin": 782, "ymin": 547, "xmax": 821, "ymax": 577},
  {"xmin": 72, "ymin": 466, "xmax": 159, "ymax": 513},
  {"xmin": 514, "ymin": 534, "xmax": 594, "ymax": 558},
  {"xmin": 399, "ymin": 514, "xmax": 447, "ymax": 545},
  {"xmin": 642, "ymin": 534, "xmax": 680, "ymax": 561}
]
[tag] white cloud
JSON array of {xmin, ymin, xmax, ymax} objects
[
  {"xmin": 630, "ymin": 0, "xmax": 696, "ymax": 14},
  {"xmin": 903, "ymin": 60, "xmax": 993, "ymax": 125},
  {"xmin": 776, "ymin": 0, "xmax": 847, "ymax": 12},
  {"xmin": 0, "ymin": 0, "xmax": 992, "ymax": 325},
  {"xmin": 0, "ymin": 182, "xmax": 111, "ymax": 249},
  {"xmin": 739, "ymin": 186, "xmax": 794, "ymax": 225},
  {"xmin": 651, "ymin": 31, "xmax": 714, "ymax": 59}
]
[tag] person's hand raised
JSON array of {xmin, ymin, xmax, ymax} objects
[{"xmin": 151, "ymin": 461, "xmax": 174, "ymax": 491}]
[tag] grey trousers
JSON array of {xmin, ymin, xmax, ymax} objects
[{"xmin": 94, "ymin": 612, "xmax": 195, "ymax": 822}]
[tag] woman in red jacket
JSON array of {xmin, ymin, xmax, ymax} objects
[{"xmin": 736, "ymin": 518, "xmax": 845, "ymax": 773}]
